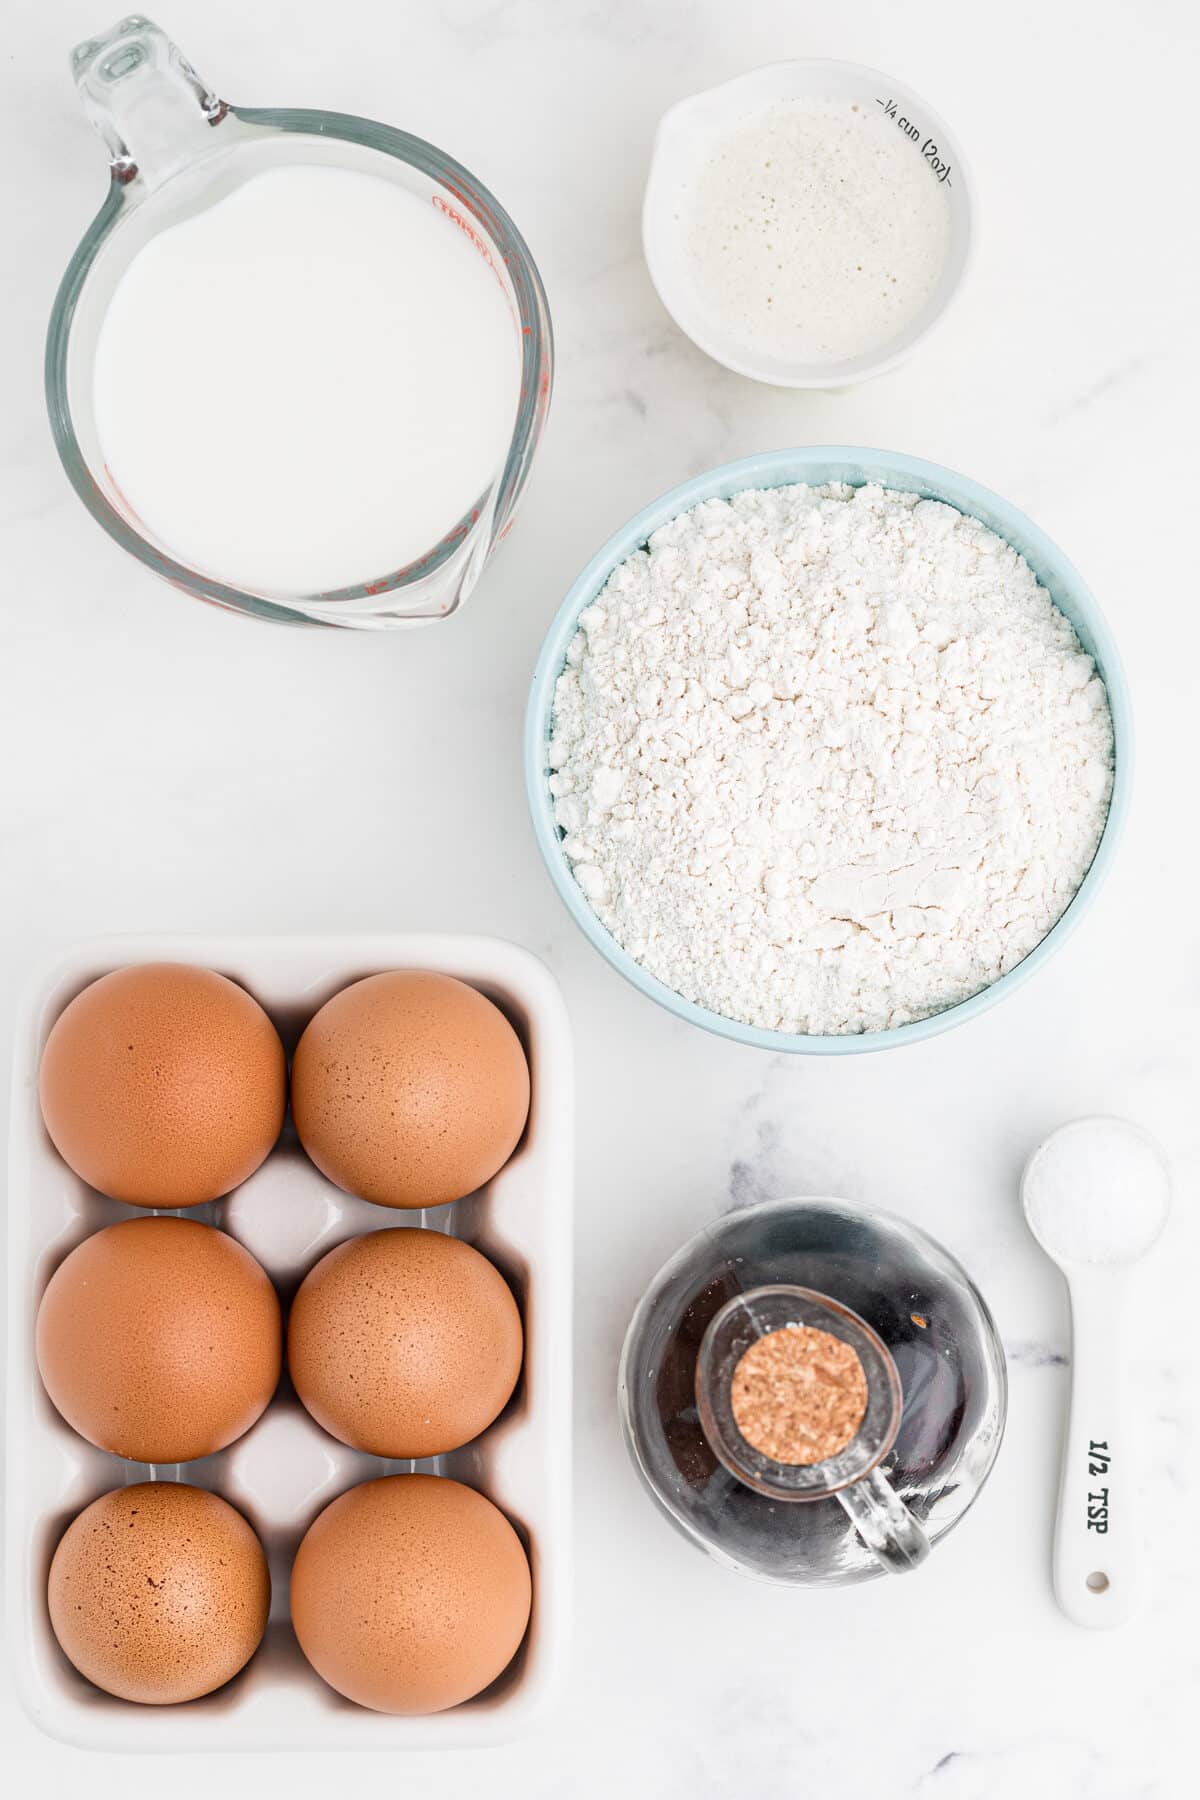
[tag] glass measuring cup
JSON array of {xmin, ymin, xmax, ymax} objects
[
  {"xmin": 46, "ymin": 16, "xmax": 553, "ymax": 628},
  {"xmin": 696, "ymin": 1285, "xmax": 929, "ymax": 1573}
]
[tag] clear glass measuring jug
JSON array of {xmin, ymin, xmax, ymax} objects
[
  {"xmin": 46, "ymin": 17, "xmax": 553, "ymax": 628},
  {"xmin": 619, "ymin": 1197, "xmax": 1007, "ymax": 1585}
]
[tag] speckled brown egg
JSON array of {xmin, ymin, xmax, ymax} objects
[
  {"xmin": 288, "ymin": 1227, "xmax": 522, "ymax": 1457},
  {"xmin": 290, "ymin": 971, "xmax": 530, "ymax": 1210},
  {"xmin": 36, "ymin": 1217, "xmax": 281, "ymax": 1463},
  {"xmin": 48, "ymin": 1482, "xmax": 269, "ymax": 1704},
  {"xmin": 291, "ymin": 1475, "xmax": 531, "ymax": 1714},
  {"xmin": 38, "ymin": 962, "xmax": 286, "ymax": 1208}
]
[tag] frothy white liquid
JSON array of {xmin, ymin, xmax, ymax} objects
[
  {"xmin": 685, "ymin": 98, "xmax": 951, "ymax": 367},
  {"xmin": 93, "ymin": 165, "xmax": 521, "ymax": 595}
]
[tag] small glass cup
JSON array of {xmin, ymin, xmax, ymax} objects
[
  {"xmin": 696, "ymin": 1285, "xmax": 929, "ymax": 1573},
  {"xmin": 47, "ymin": 16, "xmax": 553, "ymax": 628}
]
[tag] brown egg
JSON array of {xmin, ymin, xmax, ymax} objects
[
  {"xmin": 48, "ymin": 1482, "xmax": 269, "ymax": 1704},
  {"xmin": 288, "ymin": 1227, "xmax": 522, "ymax": 1457},
  {"xmin": 36, "ymin": 1217, "xmax": 281, "ymax": 1463},
  {"xmin": 291, "ymin": 1475, "xmax": 531, "ymax": 1714},
  {"xmin": 290, "ymin": 971, "xmax": 530, "ymax": 1209},
  {"xmin": 39, "ymin": 962, "xmax": 286, "ymax": 1207}
]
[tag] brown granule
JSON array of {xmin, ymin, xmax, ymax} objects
[{"xmin": 730, "ymin": 1324, "xmax": 868, "ymax": 1465}]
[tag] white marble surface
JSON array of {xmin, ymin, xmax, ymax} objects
[{"xmin": 1, "ymin": 0, "xmax": 1197, "ymax": 1792}]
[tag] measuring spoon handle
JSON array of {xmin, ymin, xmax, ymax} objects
[{"xmin": 1054, "ymin": 1270, "xmax": 1136, "ymax": 1627}]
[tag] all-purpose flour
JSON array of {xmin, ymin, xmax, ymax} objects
[{"xmin": 548, "ymin": 484, "xmax": 1114, "ymax": 1035}]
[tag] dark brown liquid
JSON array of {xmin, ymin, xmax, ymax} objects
[{"xmin": 625, "ymin": 1200, "xmax": 1002, "ymax": 1583}]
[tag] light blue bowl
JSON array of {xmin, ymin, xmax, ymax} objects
[{"xmin": 525, "ymin": 447, "xmax": 1132, "ymax": 1054}]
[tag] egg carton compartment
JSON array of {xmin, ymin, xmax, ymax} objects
[{"xmin": 6, "ymin": 934, "xmax": 573, "ymax": 1751}]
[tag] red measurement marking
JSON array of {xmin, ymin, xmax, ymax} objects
[{"xmin": 432, "ymin": 193, "xmax": 496, "ymax": 272}]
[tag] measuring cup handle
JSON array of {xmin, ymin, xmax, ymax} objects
[
  {"xmin": 71, "ymin": 16, "xmax": 228, "ymax": 188},
  {"xmin": 836, "ymin": 1466, "xmax": 931, "ymax": 1574}
]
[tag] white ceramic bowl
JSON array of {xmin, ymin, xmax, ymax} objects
[
  {"xmin": 643, "ymin": 59, "xmax": 974, "ymax": 387},
  {"xmin": 6, "ymin": 934, "xmax": 572, "ymax": 1751}
]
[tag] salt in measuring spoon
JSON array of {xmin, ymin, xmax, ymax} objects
[{"xmin": 1021, "ymin": 1117, "xmax": 1171, "ymax": 1628}]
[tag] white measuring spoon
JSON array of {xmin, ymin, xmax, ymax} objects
[{"xmin": 1021, "ymin": 1117, "xmax": 1171, "ymax": 1628}]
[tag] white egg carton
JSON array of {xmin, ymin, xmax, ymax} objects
[{"xmin": 5, "ymin": 934, "xmax": 573, "ymax": 1752}]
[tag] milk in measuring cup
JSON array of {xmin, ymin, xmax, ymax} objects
[{"xmin": 92, "ymin": 165, "xmax": 521, "ymax": 595}]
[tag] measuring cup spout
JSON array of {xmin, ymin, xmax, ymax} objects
[{"xmin": 71, "ymin": 15, "xmax": 227, "ymax": 188}]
